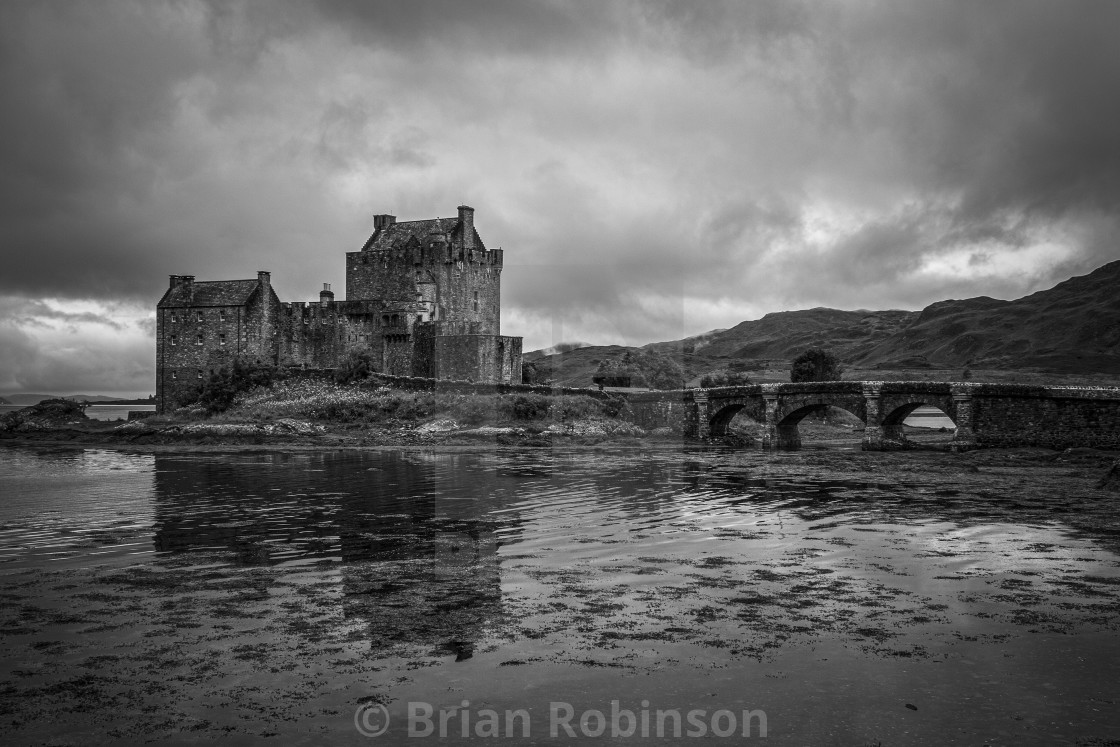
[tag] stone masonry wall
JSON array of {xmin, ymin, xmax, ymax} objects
[{"xmin": 971, "ymin": 386, "xmax": 1120, "ymax": 449}]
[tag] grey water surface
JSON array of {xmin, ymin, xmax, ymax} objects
[{"xmin": 1, "ymin": 445, "xmax": 1118, "ymax": 745}]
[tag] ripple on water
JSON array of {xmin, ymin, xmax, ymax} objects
[{"xmin": 0, "ymin": 445, "xmax": 1118, "ymax": 745}]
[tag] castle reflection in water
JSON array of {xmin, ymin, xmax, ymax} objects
[{"xmin": 150, "ymin": 451, "xmax": 525, "ymax": 659}]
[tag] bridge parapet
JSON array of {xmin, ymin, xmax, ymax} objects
[{"xmin": 667, "ymin": 380, "xmax": 1120, "ymax": 451}]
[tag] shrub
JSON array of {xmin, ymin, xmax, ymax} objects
[
  {"xmin": 335, "ymin": 348, "xmax": 376, "ymax": 385},
  {"xmin": 548, "ymin": 395, "xmax": 602, "ymax": 422},
  {"xmin": 197, "ymin": 360, "xmax": 284, "ymax": 414},
  {"xmin": 452, "ymin": 395, "xmax": 497, "ymax": 425},
  {"xmin": 790, "ymin": 348, "xmax": 844, "ymax": 382},
  {"xmin": 504, "ymin": 394, "xmax": 551, "ymax": 420}
]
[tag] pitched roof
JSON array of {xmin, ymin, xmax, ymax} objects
[
  {"xmin": 158, "ymin": 279, "xmax": 259, "ymax": 308},
  {"xmin": 360, "ymin": 216, "xmax": 487, "ymax": 252}
]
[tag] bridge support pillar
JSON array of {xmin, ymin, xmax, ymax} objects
[
  {"xmin": 760, "ymin": 387, "xmax": 780, "ymax": 449},
  {"xmin": 861, "ymin": 383, "xmax": 884, "ymax": 450},
  {"xmin": 951, "ymin": 386, "xmax": 977, "ymax": 451},
  {"xmin": 694, "ymin": 392, "xmax": 710, "ymax": 440}
]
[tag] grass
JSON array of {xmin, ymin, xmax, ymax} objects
[{"xmin": 194, "ymin": 378, "xmax": 618, "ymax": 429}]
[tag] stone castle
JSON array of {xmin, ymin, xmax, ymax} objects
[{"xmin": 156, "ymin": 206, "xmax": 522, "ymax": 412}]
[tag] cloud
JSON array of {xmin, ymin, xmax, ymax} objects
[
  {"xmin": 1, "ymin": 0, "xmax": 1119, "ymax": 386},
  {"xmin": 0, "ymin": 296, "xmax": 153, "ymax": 395}
]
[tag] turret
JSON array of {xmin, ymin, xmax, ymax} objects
[
  {"xmin": 320, "ymin": 283, "xmax": 334, "ymax": 306},
  {"xmin": 458, "ymin": 205, "xmax": 474, "ymax": 250}
]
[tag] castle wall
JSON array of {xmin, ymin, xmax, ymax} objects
[
  {"xmin": 158, "ymin": 208, "xmax": 522, "ymax": 409},
  {"xmin": 156, "ymin": 277, "xmax": 280, "ymax": 412},
  {"xmin": 345, "ymin": 245, "xmax": 503, "ymax": 333},
  {"xmin": 433, "ymin": 334, "xmax": 522, "ymax": 384}
]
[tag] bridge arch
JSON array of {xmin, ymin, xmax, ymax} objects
[
  {"xmin": 876, "ymin": 391, "xmax": 957, "ymax": 447},
  {"xmin": 775, "ymin": 403, "xmax": 866, "ymax": 450},
  {"xmin": 708, "ymin": 398, "xmax": 765, "ymax": 439}
]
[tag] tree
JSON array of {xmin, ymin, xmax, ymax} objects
[
  {"xmin": 196, "ymin": 359, "xmax": 283, "ymax": 413},
  {"xmin": 335, "ymin": 347, "xmax": 376, "ymax": 384},
  {"xmin": 790, "ymin": 348, "xmax": 844, "ymax": 382},
  {"xmin": 593, "ymin": 350, "xmax": 686, "ymax": 390},
  {"xmin": 522, "ymin": 360, "xmax": 552, "ymax": 385},
  {"xmin": 699, "ymin": 370, "xmax": 752, "ymax": 388}
]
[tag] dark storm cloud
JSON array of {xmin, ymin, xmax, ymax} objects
[{"xmin": 1, "ymin": 0, "xmax": 1119, "ymax": 386}]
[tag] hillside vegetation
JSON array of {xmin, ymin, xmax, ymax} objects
[{"xmin": 529, "ymin": 260, "xmax": 1120, "ymax": 387}]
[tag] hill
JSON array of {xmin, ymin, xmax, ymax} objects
[
  {"xmin": 529, "ymin": 260, "xmax": 1120, "ymax": 387},
  {"xmin": 855, "ymin": 260, "xmax": 1120, "ymax": 372}
]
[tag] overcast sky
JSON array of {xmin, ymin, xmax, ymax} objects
[{"xmin": 2, "ymin": 0, "xmax": 1119, "ymax": 395}]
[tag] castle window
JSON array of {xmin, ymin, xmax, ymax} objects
[
  {"xmin": 170, "ymin": 312, "xmax": 178, "ymax": 323},
  {"xmin": 473, "ymin": 291, "xmax": 479, "ymax": 312},
  {"xmin": 197, "ymin": 369, "xmax": 203, "ymax": 379},
  {"xmin": 219, "ymin": 310, "xmax": 226, "ymax": 322},
  {"xmin": 219, "ymin": 333, "xmax": 227, "ymax": 346},
  {"xmin": 196, "ymin": 311, "xmax": 203, "ymax": 322},
  {"xmin": 196, "ymin": 334, "xmax": 203, "ymax": 345},
  {"xmin": 171, "ymin": 371, "xmax": 178, "ymax": 380},
  {"xmin": 170, "ymin": 335, "xmax": 177, "ymax": 346}
]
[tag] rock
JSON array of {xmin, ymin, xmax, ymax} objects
[
  {"xmin": 0, "ymin": 398, "xmax": 89, "ymax": 432},
  {"xmin": 458, "ymin": 426, "xmax": 523, "ymax": 437},
  {"xmin": 416, "ymin": 418, "xmax": 459, "ymax": 434},
  {"xmin": 273, "ymin": 418, "xmax": 320, "ymax": 435}
]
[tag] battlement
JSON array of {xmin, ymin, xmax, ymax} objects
[{"xmin": 345, "ymin": 245, "xmax": 503, "ymax": 270}]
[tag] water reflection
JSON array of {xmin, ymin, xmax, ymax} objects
[
  {"xmin": 151, "ymin": 451, "xmax": 523, "ymax": 657},
  {"xmin": 2, "ymin": 446, "xmax": 1120, "ymax": 745}
]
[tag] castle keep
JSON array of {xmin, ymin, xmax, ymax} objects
[{"xmin": 156, "ymin": 206, "xmax": 522, "ymax": 412}]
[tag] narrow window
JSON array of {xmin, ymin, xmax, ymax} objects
[
  {"xmin": 473, "ymin": 291, "xmax": 479, "ymax": 312},
  {"xmin": 196, "ymin": 334, "xmax": 203, "ymax": 345},
  {"xmin": 170, "ymin": 312, "xmax": 177, "ymax": 323},
  {"xmin": 219, "ymin": 333, "xmax": 227, "ymax": 346},
  {"xmin": 219, "ymin": 309, "xmax": 226, "ymax": 322},
  {"xmin": 170, "ymin": 335, "xmax": 177, "ymax": 346},
  {"xmin": 171, "ymin": 371, "xmax": 178, "ymax": 380},
  {"xmin": 196, "ymin": 311, "xmax": 203, "ymax": 322},
  {"xmin": 197, "ymin": 369, "xmax": 203, "ymax": 379}
]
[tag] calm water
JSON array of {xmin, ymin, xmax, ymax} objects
[{"xmin": 1, "ymin": 446, "xmax": 1117, "ymax": 744}]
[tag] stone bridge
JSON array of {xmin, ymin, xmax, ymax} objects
[{"xmin": 623, "ymin": 382, "xmax": 1120, "ymax": 450}]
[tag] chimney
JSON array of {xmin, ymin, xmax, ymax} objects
[
  {"xmin": 458, "ymin": 205, "xmax": 474, "ymax": 250},
  {"xmin": 320, "ymin": 283, "xmax": 334, "ymax": 306},
  {"xmin": 257, "ymin": 270, "xmax": 271, "ymax": 287},
  {"xmin": 373, "ymin": 214, "xmax": 396, "ymax": 232},
  {"xmin": 170, "ymin": 274, "xmax": 195, "ymax": 289}
]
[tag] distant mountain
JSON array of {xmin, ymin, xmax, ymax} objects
[
  {"xmin": 0, "ymin": 394, "xmax": 124, "ymax": 406},
  {"xmin": 528, "ymin": 259, "xmax": 1120, "ymax": 386},
  {"xmin": 855, "ymin": 260, "xmax": 1120, "ymax": 372},
  {"xmin": 646, "ymin": 308, "xmax": 917, "ymax": 362}
]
